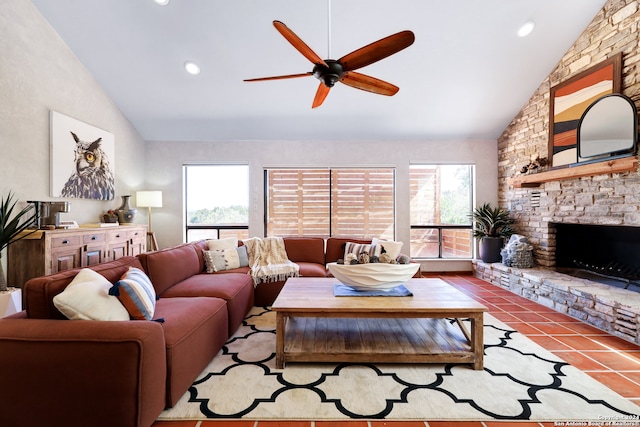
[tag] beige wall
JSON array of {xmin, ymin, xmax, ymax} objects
[
  {"xmin": 0, "ymin": 0, "xmax": 146, "ymax": 222},
  {"xmin": 497, "ymin": 0, "xmax": 640, "ymax": 265}
]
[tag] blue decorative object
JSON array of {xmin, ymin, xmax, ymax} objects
[{"xmin": 333, "ymin": 283, "xmax": 413, "ymax": 297}]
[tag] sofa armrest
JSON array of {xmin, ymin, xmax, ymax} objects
[{"xmin": 0, "ymin": 319, "xmax": 167, "ymax": 427}]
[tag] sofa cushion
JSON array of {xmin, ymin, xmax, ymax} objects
[
  {"xmin": 154, "ymin": 297, "xmax": 229, "ymax": 407},
  {"xmin": 160, "ymin": 273, "xmax": 254, "ymax": 335},
  {"xmin": 139, "ymin": 243, "xmax": 201, "ymax": 295},
  {"xmin": 25, "ymin": 256, "xmax": 144, "ymax": 320},
  {"xmin": 297, "ymin": 262, "xmax": 329, "ymax": 277},
  {"xmin": 283, "ymin": 237, "xmax": 326, "ymax": 264},
  {"xmin": 52, "ymin": 268, "xmax": 130, "ymax": 321},
  {"xmin": 109, "ymin": 267, "xmax": 157, "ymax": 320}
]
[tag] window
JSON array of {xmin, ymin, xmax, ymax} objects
[
  {"xmin": 184, "ymin": 164, "xmax": 249, "ymax": 242},
  {"xmin": 409, "ymin": 165, "xmax": 473, "ymax": 258},
  {"xmin": 265, "ymin": 168, "xmax": 395, "ymax": 239}
]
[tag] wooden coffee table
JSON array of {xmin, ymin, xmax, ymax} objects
[{"xmin": 271, "ymin": 277, "xmax": 488, "ymax": 370}]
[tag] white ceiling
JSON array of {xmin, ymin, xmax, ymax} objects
[{"xmin": 32, "ymin": 0, "xmax": 607, "ymax": 142}]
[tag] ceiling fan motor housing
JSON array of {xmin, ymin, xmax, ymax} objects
[{"xmin": 313, "ymin": 60, "xmax": 344, "ymax": 87}]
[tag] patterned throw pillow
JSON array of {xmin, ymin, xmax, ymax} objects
[
  {"xmin": 203, "ymin": 246, "xmax": 249, "ymax": 273},
  {"xmin": 53, "ymin": 268, "xmax": 130, "ymax": 321},
  {"xmin": 343, "ymin": 242, "xmax": 381, "ymax": 260},
  {"xmin": 109, "ymin": 267, "xmax": 156, "ymax": 320}
]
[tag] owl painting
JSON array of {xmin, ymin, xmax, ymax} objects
[{"xmin": 60, "ymin": 131, "xmax": 115, "ymax": 200}]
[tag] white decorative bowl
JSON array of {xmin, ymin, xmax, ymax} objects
[{"xmin": 327, "ymin": 262, "xmax": 420, "ymax": 291}]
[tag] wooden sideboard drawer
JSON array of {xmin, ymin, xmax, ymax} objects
[
  {"xmin": 128, "ymin": 229, "xmax": 144, "ymax": 239},
  {"xmin": 108, "ymin": 229, "xmax": 129, "ymax": 242},
  {"xmin": 51, "ymin": 235, "xmax": 81, "ymax": 248},
  {"xmin": 83, "ymin": 232, "xmax": 106, "ymax": 244}
]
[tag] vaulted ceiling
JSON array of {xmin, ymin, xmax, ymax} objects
[{"xmin": 32, "ymin": 0, "xmax": 607, "ymax": 142}]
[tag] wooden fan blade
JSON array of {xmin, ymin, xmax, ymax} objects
[
  {"xmin": 340, "ymin": 71, "xmax": 399, "ymax": 96},
  {"xmin": 339, "ymin": 30, "xmax": 415, "ymax": 72},
  {"xmin": 312, "ymin": 82, "xmax": 331, "ymax": 108},
  {"xmin": 273, "ymin": 20, "xmax": 328, "ymax": 67},
  {"xmin": 244, "ymin": 72, "xmax": 312, "ymax": 82}
]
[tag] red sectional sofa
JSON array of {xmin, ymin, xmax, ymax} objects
[{"xmin": 0, "ymin": 236, "xmax": 417, "ymax": 427}]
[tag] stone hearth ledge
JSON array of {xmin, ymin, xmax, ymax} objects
[{"xmin": 472, "ymin": 260, "xmax": 640, "ymax": 345}]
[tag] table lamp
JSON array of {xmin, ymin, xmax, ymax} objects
[{"xmin": 136, "ymin": 190, "xmax": 162, "ymax": 251}]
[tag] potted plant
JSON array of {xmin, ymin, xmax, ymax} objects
[
  {"xmin": 0, "ymin": 191, "xmax": 37, "ymax": 292},
  {"xmin": 469, "ymin": 202, "xmax": 514, "ymax": 263}
]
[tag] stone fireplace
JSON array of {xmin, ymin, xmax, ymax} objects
[{"xmin": 480, "ymin": 0, "xmax": 640, "ymax": 344}]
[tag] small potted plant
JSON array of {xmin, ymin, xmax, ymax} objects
[
  {"xmin": 0, "ymin": 191, "xmax": 37, "ymax": 292},
  {"xmin": 469, "ymin": 203, "xmax": 514, "ymax": 263}
]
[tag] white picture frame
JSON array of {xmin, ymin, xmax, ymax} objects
[{"xmin": 50, "ymin": 111, "xmax": 115, "ymax": 200}]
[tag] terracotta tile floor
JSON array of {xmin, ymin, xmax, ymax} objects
[{"xmin": 152, "ymin": 274, "xmax": 640, "ymax": 427}]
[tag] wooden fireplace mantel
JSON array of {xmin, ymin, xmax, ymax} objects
[{"xmin": 509, "ymin": 156, "xmax": 638, "ymax": 188}]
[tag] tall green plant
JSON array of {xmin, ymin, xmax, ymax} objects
[
  {"xmin": 0, "ymin": 192, "xmax": 37, "ymax": 292},
  {"xmin": 469, "ymin": 203, "xmax": 514, "ymax": 239}
]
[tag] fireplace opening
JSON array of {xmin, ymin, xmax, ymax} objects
[{"xmin": 553, "ymin": 222, "xmax": 640, "ymax": 291}]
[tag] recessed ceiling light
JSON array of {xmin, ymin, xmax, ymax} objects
[
  {"xmin": 517, "ymin": 21, "xmax": 535, "ymax": 37},
  {"xmin": 154, "ymin": 0, "xmax": 169, "ymax": 5},
  {"xmin": 184, "ymin": 61, "xmax": 201, "ymax": 75}
]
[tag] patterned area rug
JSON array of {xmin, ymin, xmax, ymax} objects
[{"xmin": 159, "ymin": 307, "xmax": 639, "ymax": 421}]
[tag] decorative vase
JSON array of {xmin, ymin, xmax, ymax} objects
[
  {"xmin": 479, "ymin": 236, "xmax": 504, "ymax": 263},
  {"xmin": 116, "ymin": 195, "xmax": 137, "ymax": 224}
]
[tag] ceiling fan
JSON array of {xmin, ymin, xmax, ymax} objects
[{"xmin": 244, "ymin": 20, "xmax": 415, "ymax": 108}]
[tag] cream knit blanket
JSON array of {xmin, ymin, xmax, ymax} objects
[{"xmin": 242, "ymin": 237, "xmax": 299, "ymax": 285}]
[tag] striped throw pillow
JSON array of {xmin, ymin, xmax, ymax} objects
[
  {"xmin": 109, "ymin": 267, "xmax": 156, "ymax": 320},
  {"xmin": 343, "ymin": 242, "xmax": 381, "ymax": 260}
]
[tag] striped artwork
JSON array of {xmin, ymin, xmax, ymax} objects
[{"xmin": 549, "ymin": 53, "xmax": 621, "ymax": 167}]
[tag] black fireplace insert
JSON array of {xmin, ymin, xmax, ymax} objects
[{"xmin": 553, "ymin": 222, "xmax": 640, "ymax": 289}]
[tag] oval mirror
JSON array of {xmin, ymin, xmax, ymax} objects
[{"xmin": 577, "ymin": 93, "xmax": 638, "ymax": 161}]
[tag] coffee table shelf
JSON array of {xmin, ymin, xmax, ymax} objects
[{"xmin": 283, "ymin": 316, "xmax": 474, "ymax": 365}]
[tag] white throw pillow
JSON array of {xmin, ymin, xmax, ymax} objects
[
  {"xmin": 206, "ymin": 237, "xmax": 238, "ymax": 251},
  {"xmin": 53, "ymin": 268, "xmax": 129, "ymax": 321},
  {"xmin": 372, "ymin": 238, "xmax": 403, "ymax": 259}
]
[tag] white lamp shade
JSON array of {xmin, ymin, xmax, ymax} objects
[{"xmin": 136, "ymin": 191, "xmax": 163, "ymax": 208}]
